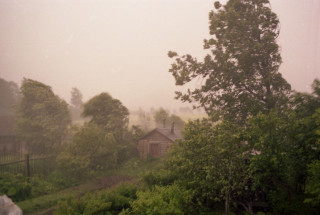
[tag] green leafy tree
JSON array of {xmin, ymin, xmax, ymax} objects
[
  {"xmin": 70, "ymin": 87, "xmax": 83, "ymax": 108},
  {"xmin": 288, "ymin": 79, "xmax": 320, "ymax": 207},
  {"xmin": 153, "ymin": 108, "xmax": 185, "ymax": 129},
  {"xmin": 303, "ymin": 108, "xmax": 320, "ymax": 207},
  {"xmin": 153, "ymin": 108, "xmax": 170, "ymax": 128},
  {"xmin": 168, "ymin": 0, "xmax": 290, "ymax": 124},
  {"xmin": 291, "ymin": 79, "xmax": 320, "ymax": 119},
  {"xmin": 169, "ymin": 114, "xmax": 185, "ymax": 130},
  {"xmin": 117, "ymin": 125, "xmax": 143, "ymax": 163},
  {"xmin": 305, "ymin": 160, "xmax": 320, "ymax": 206},
  {"xmin": 82, "ymin": 92, "xmax": 129, "ymax": 142},
  {"xmin": 0, "ymin": 78, "xmax": 20, "ymax": 136},
  {"xmin": 167, "ymin": 119, "xmax": 249, "ymax": 214},
  {"xmin": 243, "ymin": 79, "xmax": 320, "ymax": 214},
  {"xmin": 245, "ymin": 108, "xmax": 320, "ymax": 213},
  {"xmin": 137, "ymin": 107, "xmax": 152, "ymax": 131},
  {"xmin": 0, "ymin": 78, "xmax": 20, "ymax": 115},
  {"xmin": 15, "ymin": 79, "xmax": 71, "ymax": 154},
  {"xmin": 69, "ymin": 87, "xmax": 83, "ymax": 122},
  {"xmin": 128, "ymin": 184, "xmax": 191, "ymax": 215},
  {"xmin": 57, "ymin": 123, "xmax": 118, "ymax": 179},
  {"xmin": 246, "ymin": 110, "xmax": 294, "ymax": 212}
]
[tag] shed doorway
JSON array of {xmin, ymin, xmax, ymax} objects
[{"xmin": 150, "ymin": 143, "xmax": 160, "ymax": 157}]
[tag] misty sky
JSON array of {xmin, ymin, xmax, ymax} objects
[{"xmin": 0, "ymin": 0, "xmax": 319, "ymax": 110}]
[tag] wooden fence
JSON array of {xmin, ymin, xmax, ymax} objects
[{"xmin": 0, "ymin": 153, "xmax": 55, "ymax": 176}]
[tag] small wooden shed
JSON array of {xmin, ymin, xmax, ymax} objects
[{"xmin": 137, "ymin": 125, "xmax": 182, "ymax": 158}]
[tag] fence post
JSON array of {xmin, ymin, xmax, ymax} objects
[{"xmin": 25, "ymin": 154, "xmax": 30, "ymax": 177}]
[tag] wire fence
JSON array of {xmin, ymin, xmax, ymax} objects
[{"xmin": 0, "ymin": 152, "xmax": 55, "ymax": 176}]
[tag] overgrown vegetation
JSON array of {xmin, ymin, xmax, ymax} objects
[{"xmin": 55, "ymin": 183, "xmax": 138, "ymax": 215}]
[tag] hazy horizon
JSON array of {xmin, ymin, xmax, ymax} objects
[{"xmin": 1, "ymin": 0, "xmax": 319, "ymax": 111}]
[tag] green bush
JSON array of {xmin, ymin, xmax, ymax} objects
[
  {"xmin": 29, "ymin": 175, "xmax": 56, "ymax": 197},
  {"xmin": 0, "ymin": 172, "xmax": 63, "ymax": 202},
  {"xmin": 128, "ymin": 184, "xmax": 191, "ymax": 215},
  {"xmin": 0, "ymin": 173, "xmax": 31, "ymax": 201},
  {"xmin": 142, "ymin": 170, "xmax": 176, "ymax": 187},
  {"xmin": 47, "ymin": 170, "xmax": 79, "ymax": 189},
  {"xmin": 56, "ymin": 123, "xmax": 119, "ymax": 181},
  {"xmin": 55, "ymin": 183, "xmax": 138, "ymax": 215}
]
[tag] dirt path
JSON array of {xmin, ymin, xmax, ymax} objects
[{"xmin": 20, "ymin": 175, "xmax": 138, "ymax": 215}]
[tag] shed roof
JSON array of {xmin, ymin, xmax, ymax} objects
[{"xmin": 140, "ymin": 127, "xmax": 183, "ymax": 142}]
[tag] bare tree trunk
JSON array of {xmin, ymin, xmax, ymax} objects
[
  {"xmin": 238, "ymin": 201, "xmax": 254, "ymax": 214},
  {"xmin": 225, "ymin": 192, "xmax": 230, "ymax": 215}
]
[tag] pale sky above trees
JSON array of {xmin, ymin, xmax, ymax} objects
[{"xmin": 0, "ymin": 0, "xmax": 319, "ymax": 110}]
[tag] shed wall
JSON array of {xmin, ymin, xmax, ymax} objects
[{"xmin": 138, "ymin": 131, "xmax": 173, "ymax": 158}]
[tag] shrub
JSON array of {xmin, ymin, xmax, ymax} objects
[
  {"xmin": 55, "ymin": 183, "xmax": 138, "ymax": 215},
  {"xmin": 0, "ymin": 173, "xmax": 31, "ymax": 202},
  {"xmin": 142, "ymin": 170, "xmax": 176, "ymax": 187},
  {"xmin": 128, "ymin": 184, "xmax": 191, "ymax": 215}
]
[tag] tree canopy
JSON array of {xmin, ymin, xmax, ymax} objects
[
  {"xmin": 0, "ymin": 78, "xmax": 20, "ymax": 115},
  {"xmin": 0, "ymin": 78, "xmax": 20, "ymax": 135},
  {"xmin": 69, "ymin": 87, "xmax": 84, "ymax": 122},
  {"xmin": 15, "ymin": 78, "xmax": 71, "ymax": 153},
  {"xmin": 82, "ymin": 92, "xmax": 129, "ymax": 142},
  {"xmin": 70, "ymin": 87, "xmax": 83, "ymax": 109},
  {"xmin": 57, "ymin": 123, "xmax": 118, "ymax": 179},
  {"xmin": 153, "ymin": 108, "xmax": 185, "ymax": 130},
  {"xmin": 153, "ymin": 108, "xmax": 170, "ymax": 128},
  {"xmin": 168, "ymin": 0, "xmax": 291, "ymax": 124}
]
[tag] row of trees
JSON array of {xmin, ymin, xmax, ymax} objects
[
  {"xmin": 0, "ymin": 77, "xmax": 143, "ymax": 181},
  {"xmin": 165, "ymin": 84, "xmax": 320, "ymax": 214},
  {"xmin": 132, "ymin": 107, "xmax": 186, "ymax": 132}
]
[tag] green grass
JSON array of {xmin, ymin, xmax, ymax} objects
[
  {"xmin": 17, "ymin": 178, "xmax": 105, "ymax": 214},
  {"xmin": 17, "ymin": 158, "xmax": 162, "ymax": 215}
]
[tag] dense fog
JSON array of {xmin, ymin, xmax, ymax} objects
[{"xmin": 0, "ymin": 0, "xmax": 319, "ymax": 110}]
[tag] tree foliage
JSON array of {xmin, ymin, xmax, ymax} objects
[
  {"xmin": 81, "ymin": 92, "xmax": 135, "ymax": 163},
  {"xmin": 15, "ymin": 79, "xmax": 71, "ymax": 154},
  {"xmin": 305, "ymin": 160, "xmax": 320, "ymax": 206},
  {"xmin": 303, "ymin": 108, "xmax": 320, "ymax": 207},
  {"xmin": 0, "ymin": 78, "xmax": 20, "ymax": 135},
  {"xmin": 291, "ymin": 79, "xmax": 320, "ymax": 119},
  {"xmin": 57, "ymin": 123, "xmax": 118, "ymax": 179},
  {"xmin": 128, "ymin": 184, "xmax": 191, "ymax": 215},
  {"xmin": 168, "ymin": 0, "xmax": 290, "ymax": 124},
  {"xmin": 70, "ymin": 87, "xmax": 83, "ymax": 108},
  {"xmin": 0, "ymin": 78, "xmax": 20, "ymax": 115},
  {"xmin": 82, "ymin": 92, "xmax": 129, "ymax": 142},
  {"xmin": 153, "ymin": 108, "xmax": 185, "ymax": 129},
  {"xmin": 169, "ymin": 114, "xmax": 185, "ymax": 130},
  {"xmin": 69, "ymin": 87, "xmax": 84, "ymax": 122},
  {"xmin": 244, "ymin": 96, "xmax": 320, "ymax": 213},
  {"xmin": 153, "ymin": 108, "xmax": 170, "ymax": 128},
  {"xmin": 137, "ymin": 108, "xmax": 152, "ymax": 131},
  {"xmin": 167, "ymin": 119, "xmax": 249, "ymax": 214}
]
